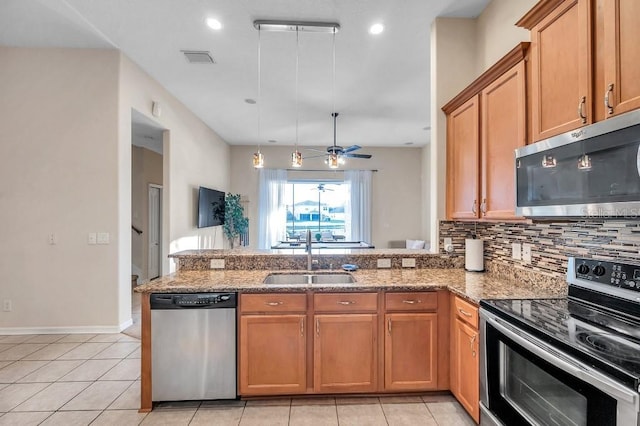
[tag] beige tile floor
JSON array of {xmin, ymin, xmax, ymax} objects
[{"xmin": 0, "ymin": 293, "xmax": 475, "ymax": 425}]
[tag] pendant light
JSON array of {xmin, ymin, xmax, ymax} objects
[
  {"xmin": 253, "ymin": 25, "xmax": 265, "ymax": 168},
  {"xmin": 291, "ymin": 27, "xmax": 302, "ymax": 168}
]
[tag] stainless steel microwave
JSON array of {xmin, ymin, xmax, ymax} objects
[{"xmin": 515, "ymin": 109, "xmax": 640, "ymax": 218}]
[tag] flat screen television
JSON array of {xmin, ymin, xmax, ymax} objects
[{"xmin": 197, "ymin": 186, "xmax": 225, "ymax": 228}]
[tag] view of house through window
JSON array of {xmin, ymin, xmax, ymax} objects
[{"xmin": 285, "ymin": 181, "xmax": 349, "ymax": 241}]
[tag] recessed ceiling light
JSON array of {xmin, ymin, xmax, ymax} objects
[
  {"xmin": 268, "ymin": 140, "xmax": 277, "ymax": 144},
  {"xmin": 244, "ymin": 98, "xmax": 256, "ymax": 104},
  {"xmin": 206, "ymin": 18, "xmax": 222, "ymax": 30},
  {"xmin": 423, "ymin": 126, "xmax": 431, "ymax": 131},
  {"xmin": 369, "ymin": 23, "xmax": 384, "ymax": 35}
]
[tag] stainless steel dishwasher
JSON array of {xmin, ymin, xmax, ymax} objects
[{"xmin": 150, "ymin": 292, "xmax": 237, "ymax": 401}]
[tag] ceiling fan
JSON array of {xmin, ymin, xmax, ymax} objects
[{"xmin": 305, "ymin": 113, "xmax": 373, "ymax": 165}]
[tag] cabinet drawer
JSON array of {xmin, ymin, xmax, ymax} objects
[
  {"xmin": 385, "ymin": 292, "xmax": 438, "ymax": 312},
  {"xmin": 241, "ymin": 293, "xmax": 307, "ymax": 313},
  {"xmin": 453, "ymin": 296, "xmax": 478, "ymax": 329},
  {"xmin": 314, "ymin": 293, "xmax": 378, "ymax": 313}
]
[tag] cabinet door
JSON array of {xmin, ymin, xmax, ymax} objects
[
  {"xmin": 603, "ymin": 0, "xmax": 640, "ymax": 117},
  {"xmin": 384, "ymin": 313, "xmax": 437, "ymax": 391},
  {"xmin": 240, "ymin": 314, "xmax": 306, "ymax": 395},
  {"xmin": 451, "ymin": 318, "xmax": 480, "ymax": 424},
  {"xmin": 481, "ymin": 61, "xmax": 526, "ymax": 220},
  {"xmin": 447, "ymin": 95, "xmax": 480, "ymax": 220},
  {"xmin": 530, "ymin": 0, "xmax": 592, "ymax": 141},
  {"xmin": 313, "ymin": 314, "xmax": 377, "ymax": 393}
]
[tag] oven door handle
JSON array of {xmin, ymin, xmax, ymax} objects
[{"xmin": 487, "ymin": 314, "xmax": 638, "ymax": 404}]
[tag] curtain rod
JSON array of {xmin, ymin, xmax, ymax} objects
[{"xmin": 285, "ymin": 168, "xmax": 378, "ymax": 172}]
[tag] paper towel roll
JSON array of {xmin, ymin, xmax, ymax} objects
[{"xmin": 465, "ymin": 238, "xmax": 484, "ymax": 272}]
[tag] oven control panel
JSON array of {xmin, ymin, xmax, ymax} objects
[{"xmin": 574, "ymin": 258, "xmax": 640, "ymax": 292}]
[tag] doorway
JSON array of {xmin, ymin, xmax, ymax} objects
[{"xmin": 148, "ymin": 184, "xmax": 162, "ymax": 280}]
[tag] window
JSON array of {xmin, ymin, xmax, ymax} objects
[{"xmin": 284, "ymin": 181, "xmax": 349, "ymax": 241}]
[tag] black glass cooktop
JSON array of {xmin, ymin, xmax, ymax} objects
[{"xmin": 480, "ymin": 297, "xmax": 640, "ymax": 391}]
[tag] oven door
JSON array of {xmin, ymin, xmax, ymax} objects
[{"xmin": 480, "ymin": 309, "xmax": 639, "ymax": 426}]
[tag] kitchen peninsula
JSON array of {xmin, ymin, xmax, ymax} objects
[{"xmin": 135, "ymin": 249, "xmax": 566, "ymax": 418}]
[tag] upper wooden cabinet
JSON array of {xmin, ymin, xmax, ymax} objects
[
  {"xmin": 522, "ymin": 0, "xmax": 592, "ymax": 141},
  {"xmin": 602, "ymin": 0, "xmax": 640, "ymax": 117},
  {"xmin": 518, "ymin": 0, "xmax": 640, "ymax": 141},
  {"xmin": 444, "ymin": 44, "xmax": 528, "ymax": 221}
]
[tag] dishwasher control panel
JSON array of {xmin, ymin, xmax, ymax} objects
[{"xmin": 150, "ymin": 292, "xmax": 237, "ymax": 309}]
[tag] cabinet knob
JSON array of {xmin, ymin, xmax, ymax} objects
[
  {"xmin": 458, "ymin": 308, "xmax": 472, "ymax": 318},
  {"xmin": 388, "ymin": 318, "xmax": 392, "ymax": 334},
  {"xmin": 471, "ymin": 199, "xmax": 477, "ymax": 215},
  {"xmin": 337, "ymin": 301, "xmax": 355, "ymax": 305},
  {"xmin": 480, "ymin": 199, "xmax": 486, "ymax": 216},
  {"xmin": 402, "ymin": 299, "xmax": 421, "ymax": 304},
  {"xmin": 265, "ymin": 301, "xmax": 284, "ymax": 306},
  {"xmin": 605, "ymin": 84, "xmax": 614, "ymax": 115}
]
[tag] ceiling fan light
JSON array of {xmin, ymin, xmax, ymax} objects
[
  {"xmin": 328, "ymin": 153, "xmax": 339, "ymax": 169},
  {"xmin": 253, "ymin": 151, "xmax": 264, "ymax": 168},
  {"xmin": 338, "ymin": 156, "xmax": 345, "ymax": 165},
  {"xmin": 291, "ymin": 150, "xmax": 302, "ymax": 168}
]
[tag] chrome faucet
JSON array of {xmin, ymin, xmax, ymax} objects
[{"xmin": 305, "ymin": 229, "xmax": 313, "ymax": 270}]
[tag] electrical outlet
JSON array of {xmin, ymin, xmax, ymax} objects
[
  {"xmin": 401, "ymin": 258, "xmax": 416, "ymax": 268},
  {"xmin": 3, "ymin": 300, "xmax": 12, "ymax": 312},
  {"xmin": 88, "ymin": 233, "xmax": 97, "ymax": 245},
  {"xmin": 210, "ymin": 259, "xmax": 225, "ymax": 269},
  {"xmin": 48, "ymin": 233, "xmax": 57, "ymax": 245},
  {"xmin": 522, "ymin": 243, "xmax": 532, "ymax": 264},
  {"xmin": 512, "ymin": 243, "xmax": 522, "ymax": 260},
  {"xmin": 377, "ymin": 258, "xmax": 391, "ymax": 268},
  {"xmin": 97, "ymin": 232, "xmax": 110, "ymax": 244}
]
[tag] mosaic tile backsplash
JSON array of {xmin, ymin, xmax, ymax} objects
[{"xmin": 439, "ymin": 220, "xmax": 640, "ymax": 279}]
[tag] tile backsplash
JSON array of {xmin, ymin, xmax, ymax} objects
[{"xmin": 440, "ymin": 220, "xmax": 640, "ymax": 278}]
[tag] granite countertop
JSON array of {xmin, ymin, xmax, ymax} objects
[{"xmin": 135, "ymin": 268, "xmax": 567, "ymax": 303}]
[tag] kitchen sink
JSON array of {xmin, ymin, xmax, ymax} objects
[{"xmin": 263, "ymin": 273, "xmax": 355, "ymax": 285}]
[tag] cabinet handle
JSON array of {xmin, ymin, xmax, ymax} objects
[
  {"xmin": 480, "ymin": 198, "xmax": 487, "ymax": 216},
  {"xmin": 605, "ymin": 83, "xmax": 614, "ymax": 115},
  {"xmin": 458, "ymin": 308, "xmax": 472, "ymax": 318},
  {"xmin": 316, "ymin": 318, "xmax": 320, "ymax": 336},
  {"xmin": 388, "ymin": 318, "xmax": 392, "ymax": 334},
  {"xmin": 300, "ymin": 318, "xmax": 304, "ymax": 336},
  {"xmin": 471, "ymin": 199, "xmax": 477, "ymax": 214},
  {"xmin": 402, "ymin": 299, "xmax": 421, "ymax": 304},
  {"xmin": 337, "ymin": 301, "xmax": 355, "ymax": 305},
  {"xmin": 265, "ymin": 301, "xmax": 283, "ymax": 306},
  {"xmin": 578, "ymin": 96, "xmax": 587, "ymax": 124},
  {"xmin": 470, "ymin": 334, "xmax": 477, "ymax": 358}
]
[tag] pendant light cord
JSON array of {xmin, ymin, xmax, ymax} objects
[
  {"xmin": 332, "ymin": 28, "xmax": 336, "ymax": 120},
  {"xmin": 257, "ymin": 26, "xmax": 262, "ymax": 152},
  {"xmin": 295, "ymin": 27, "xmax": 299, "ymax": 151}
]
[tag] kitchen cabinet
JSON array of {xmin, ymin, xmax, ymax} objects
[
  {"xmin": 313, "ymin": 292, "xmax": 378, "ymax": 393},
  {"xmin": 239, "ymin": 293, "xmax": 307, "ymax": 395},
  {"xmin": 384, "ymin": 292, "xmax": 438, "ymax": 391},
  {"xmin": 450, "ymin": 294, "xmax": 480, "ymax": 424},
  {"xmin": 444, "ymin": 44, "xmax": 528, "ymax": 221},
  {"xmin": 602, "ymin": 0, "xmax": 640, "ymax": 117},
  {"xmin": 523, "ymin": 0, "xmax": 592, "ymax": 142}
]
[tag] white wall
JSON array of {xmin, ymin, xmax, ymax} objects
[
  {"xmin": 229, "ymin": 145, "xmax": 425, "ymax": 249},
  {"xmin": 0, "ymin": 47, "xmax": 122, "ymax": 331},
  {"xmin": 429, "ymin": 0, "xmax": 535, "ymax": 250},
  {"xmin": 0, "ymin": 47, "xmax": 231, "ymax": 332}
]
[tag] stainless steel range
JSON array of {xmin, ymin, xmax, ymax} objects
[{"xmin": 479, "ymin": 257, "xmax": 640, "ymax": 426}]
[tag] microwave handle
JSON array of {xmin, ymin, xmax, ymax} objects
[
  {"xmin": 636, "ymin": 145, "xmax": 640, "ymax": 178},
  {"xmin": 485, "ymin": 313, "xmax": 638, "ymax": 403}
]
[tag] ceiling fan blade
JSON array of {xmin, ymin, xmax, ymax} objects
[
  {"xmin": 342, "ymin": 145, "xmax": 361, "ymax": 153},
  {"xmin": 343, "ymin": 153, "xmax": 372, "ymax": 159},
  {"xmin": 305, "ymin": 148, "xmax": 326, "ymax": 153},
  {"xmin": 302, "ymin": 154, "xmax": 327, "ymax": 159}
]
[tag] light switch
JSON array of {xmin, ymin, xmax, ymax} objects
[
  {"xmin": 512, "ymin": 243, "xmax": 522, "ymax": 260},
  {"xmin": 522, "ymin": 244, "xmax": 532, "ymax": 264},
  {"xmin": 97, "ymin": 232, "xmax": 110, "ymax": 244}
]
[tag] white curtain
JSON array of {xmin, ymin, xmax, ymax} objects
[
  {"xmin": 258, "ymin": 168, "xmax": 288, "ymax": 249},
  {"xmin": 345, "ymin": 170, "xmax": 372, "ymax": 243}
]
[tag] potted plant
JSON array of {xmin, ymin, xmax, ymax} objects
[{"xmin": 223, "ymin": 193, "xmax": 249, "ymax": 249}]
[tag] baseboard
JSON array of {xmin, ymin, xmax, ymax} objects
[
  {"xmin": 0, "ymin": 323, "xmax": 131, "ymax": 335},
  {"xmin": 119, "ymin": 318, "xmax": 134, "ymax": 331}
]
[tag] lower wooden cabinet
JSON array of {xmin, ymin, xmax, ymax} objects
[
  {"xmin": 384, "ymin": 313, "xmax": 437, "ymax": 391},
  {"xmin": 450, "ymin": 295, "xmax": 480, "ymax": 423},
  {"xmin": 314, "ymin": 314, "xmax": 378, "ymax": 393},
  {"xmin": 239, "ymin": 314, "xmax": 307, "ymax": 395}
]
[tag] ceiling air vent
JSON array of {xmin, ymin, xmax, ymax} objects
[{"xmin": 181, "ymin": 50, "xmax": 215, "ymax": 64}]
